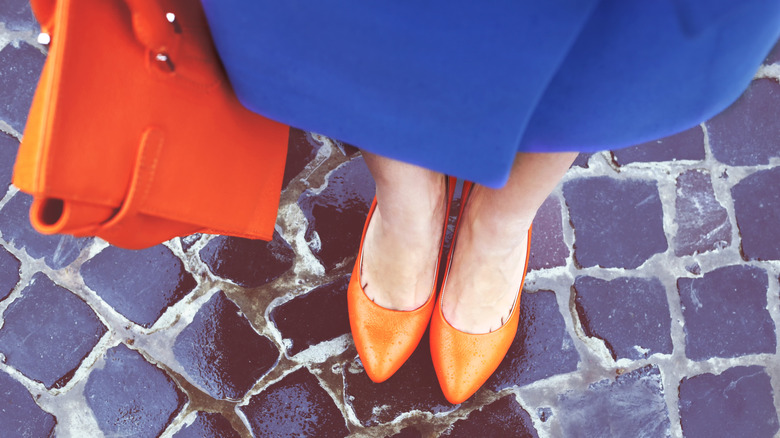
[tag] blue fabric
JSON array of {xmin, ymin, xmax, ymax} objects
[{"xmin": 201, "ymin": 1, "xmax": 780, "ymax": 187}]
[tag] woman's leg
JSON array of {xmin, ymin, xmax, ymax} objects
[
  {"xmin": 360, "ymin": 150, "xmax": 446, "ymax": 311},
  {"xmin": 442, "ymin": 152, "xmax": 578, "ymax": 333}
]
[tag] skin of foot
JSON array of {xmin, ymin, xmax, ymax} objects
[
  {"xmin": 360, "ymin": 176, "xmax": 446, "ymax": 311},
  {"xmin": 441, "ymin": 184, "xmax": 532, "ymax": 334}
]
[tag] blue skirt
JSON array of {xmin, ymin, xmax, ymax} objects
[{"xmin": 201, "ymin": 0, "xmax": 780, "ymax": 187}]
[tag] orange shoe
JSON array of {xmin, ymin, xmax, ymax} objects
[
  {"xmin": 430, "ymin": 181, "xmax": 532, "ymax": 404},
  {"xmin": 348, "ymin": 176, "xmax": 455, "ymax": 383}
]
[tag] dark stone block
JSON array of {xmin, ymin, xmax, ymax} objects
[
  {"xmin": 173, "ymin": 412, "xmax": 240, "ymax": 438},
  {"xmin": 298, "ymin": 156, "xmax": 375, "ymax": 271},
  {"xmin": 675, "ymin": 169, "xmax": 731, "ymax": 256},
  {"xmin": 240, "ymin": 368, "xmax": 348, "ymax": 437},
  {"xmin": 563, "ymin": 177, "xmax": 667, "ymax": 269},
  {"xmin": 0, "ymin": 192, "xmax": 91, "ymax": 269},
  {"xmin": 0, "ymin": 132, "xmax": 19, "ymax": 193},
  {"xmin": 282, "ymin": 128, "xmax": 323, "ymax": 188},
  {"xmin": 441, "ymin": 396, "xmax": 538, "ymax": 438},
  {"xmin": 0, "ymin": 370, "xmax": 56, "ymax": 437},
  {"xmin": 611, "ymin": 125, "xmax": 704, "ymax": 165},
  {"xmin": 390, "ymin": 426, "xmax": 423, "ymax": 438},
  {"xmin": 81, "ymin": 244, "xmax": 196, "ymax": 328},
  {"xmin": 0, "ymin": 42, "xmax": 45, "ymax": 132},
  {"xmin": 708, "ymin": 79, "xmax": 780, "ymax": 166},
  {"xmin": 269, "ymin": 276, "xmax": 350, "ymax": 356},
  {"xmin": 574, "ymin": 277, "xmax": 672, "ymax": 361},
  {"xmin": 732, "ymin": 167, "xmax": 780, "ymax": 261},
  {"xmin": 679, "ymin": 366, "xmax": 779, "ymax": 438},
  {"xmin": 0, "ymin": 245, "xmax": 20, "ymax": 301},
  {"xmin": 528, "ymin": 197, "xmax": 567, "ymax": 271},
  {"xmin": 344, "ymin": 332, "xmax": 454, "ymax": 426},
  {"xmin": 0, "ymin": 273, "xmax": 105, "ymax": 388},
  {"xmin": 487, "ymin": 291, "xmax": 579, "ymax": 391},
  {"xmin": 557, "ymin": 365, "xmax": 670, "ymax": 437},
  {"xmin": 85, "ymin": 344, "xmax": 186, "ymax": 438},
  {"xmin": 200, "ymin": 232, "xmax": 294, "ymax": 288},
  {"xmin": 537, "ymin": 407, "xmax": 552, "ymax": 422},
  {"xmin": 0, "ymin": 0, "xmax": 38, "ymax": 32},
  {"xmin": 766, "ymin": 39, "xmax": 780, "ymax": 64},
  {"xmin": 571, "ymin": 153, "xmax": 591, "ymax": 168},
  {"xmin": 678, "ymin": 265, "xmax": 775, "ymax": 360},
  {"xmin": 173, "ymin": 291, "xmax": 279, "ymax": 400}
]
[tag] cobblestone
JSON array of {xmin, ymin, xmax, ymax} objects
[
  {"xmin": 200, "ymin": 233, "xmax": 295, "ymax": 288},
  {"xmin": 0, "ymin": 273, "xmax": 105, "ymax": 388},
  {"xmin": 679, "ymin": 366, "xmax": 779, "ymax": 438},
  {"xmin": 564, "ymin": 177, "xmax": 667, "ymax": 269},
  {"xmin": 575, "ymin": 276, "xmax": 672, "ymax": 361},
  {"xmin": 84, "ymin": 344, "xmax": 186, "ymax": 438},
  {"xmin": 732, "ymin": 167, "xmax": 780, "ymax": 261},
  {"xmin": 240, "ymin": 368, "xmax": 349, "ymax": 437},
  {"xmin": 173, "ymin": 291, "xmax": 279, "ymax": 400},
  {"xmin": 611, "ymin": 125, "xmax": 705, "ymax": 165},
  {"xmin": 0, "ymin": 13, "xmax": 779, "ymax": 438},
  {"xmin": 678, "ymin": 265, "xmax": 776, "ymax": 361},
  {"xmin": 81, "ymin": 244, "xmax": 196, "ymax": 328},
  {"xmin": 269, "ymin": 275, "xmax": 350, "ymax": 356}
]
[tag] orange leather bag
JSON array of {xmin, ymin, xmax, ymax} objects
[{"xmin": 13, "ymin": 0, "xmax": 289, "ymax": 249}]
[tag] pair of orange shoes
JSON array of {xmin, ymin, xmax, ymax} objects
[{"xmin": 347, "ymin": 178, "xmax": 532, "ymax": 404}]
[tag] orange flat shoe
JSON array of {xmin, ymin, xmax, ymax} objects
[
  {"xmin": 430, "ymin": 181, "xmax": 532, "ymax": 404},
  {"xmin": 348, "ymin": 176, "xmax": 456, "ymax": 383}
]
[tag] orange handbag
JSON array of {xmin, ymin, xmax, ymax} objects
[{"xmin": 13, "ymin": 0, "xmax": 289, "ymax": 249}]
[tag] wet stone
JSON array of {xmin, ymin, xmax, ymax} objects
[
  {"xmin": 269, "ymin": 275, "xmax": 350, "ymax": 356},
  {"xmin": 487, "ymin": 291, "xmax": 579, "ymax": 391},
  {"xmin": 240, "ymin": 368, "xmax": 348, "ymax": 437},
  {"xmin": 298, "ymin": 156, "xmax": 375, "ymax": 271},
  {"xmin": 441, "ymin": 396, "xmax": 538, "ymax": 438},
  {"xmin": 282, "ymin": 128, "xmax": 323, "ymax": 188},
  {"xmin": 766, "ymin": 39, "xmax": 780, "ymax": 64},
  {"xmin": 611, "ymin": 125, "xmax": 704, "ymax": 165},
  {"xmin": 0, "ymin": 0, "xmax": 37, "ymax": 32},
  {"xmin": 574, "ymin": 276, "xmax": 672, "ymax": 361},
  {"xmin": 0, "ymin": 273, "xmax": 106, "ymax": 388},
  {"xmin": 0, "ymin": 192, "xmax": 91, "ymax": 269},
  {"xmin": 528, "ymin": 197, "xmax": 567, "ymax": 271},
  {"xmin": 85, "ymin": 344, "xmax": 186, "ymax": 438},
  {"xmin": 675, "ymin": 169, "xmax": 731, "ymax": 256},
  {"xmin": 0, "ymin": 245, "xmax": 20, "ymax": 301},
  {"xmin": 0, "ymin": 132, "xmax": 19, "ymax": 193},
  {"xmin": 81, "ymin": 244, "xmax": 196, "ymax": 328},
  {"xmin": 563, "ymin": 177, "xmax": 666, "ymax": 269},
  {"xmin": 538, "ymin": 407, "xmax": 552, "ymax": 422},
  {"xmin": 0, "ymin": 42, "xmax": 45, "ymax": 132},
  {"xmin": 390, "ymin": 426, "xmax": 423, "ymax": 438},
  {"xmin": 173, "ymin": 412, "xmax": 240, "ymax": 438},
  {"xmin": 571, "ymin": 153, "xmax": 591, "ymax": 168},
  {"xmin": 732, "ymin": 167, "xmax": 780, "ymax": 261},
  {"xmin": 557, "ymin": 365, "xmax": 670, "ymax": 437},
  {"xmin": 345, "ymin": 333, "xmax": 455, "ymax": 426},
  {"xmin": 0, "ymin": 370, "xmax": 56, "ymax": 437},
  {"xmin": 200, "ymin": 232, "xmax": 294, "ymax": 288},
  {"xmin": 173, "ymin": 291, "xmax": 279, "ymax": 400},
  {"xmin": 708, "ymin": 79, "xmax": 780, "ymax": 166},
  {"xmin": 679, "ymin": 366, "xmax": 779, "ymax": 438},
  {"xmin": 678, "ymin": 265, "xmax": 775, "ymax": 361}
]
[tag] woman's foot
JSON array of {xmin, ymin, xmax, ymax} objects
[
  {"xmin": 360, "ymin": 154, "xmax": 447, "ymax": 311},
  {"xmin": 441, "ymin": 184, "xmax": 531, "ymax": 334}
]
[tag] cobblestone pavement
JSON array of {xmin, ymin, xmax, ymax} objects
[{"xmin": 2, "ymin": 4, "xmax": 780, "ymax": 438}]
